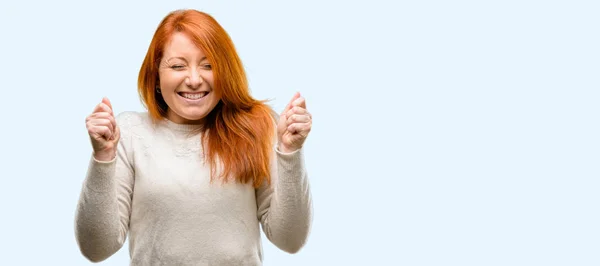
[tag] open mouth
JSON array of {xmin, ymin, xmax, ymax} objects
[{"xmin": 178, "ymin": 91, "xmax": 209, "ymax": 100}]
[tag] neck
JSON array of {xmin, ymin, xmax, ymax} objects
[
  {"xmin": 166, "ymin": 110, "xmax": 207, "ymax": 125},
  {"xmin": 162, "ymin": 115, "xmax": 204, "ymax": 133}
]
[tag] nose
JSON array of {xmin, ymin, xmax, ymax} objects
[{"xmin": 185, "ymin": 67, "xmax": 203, "ymax": 89}]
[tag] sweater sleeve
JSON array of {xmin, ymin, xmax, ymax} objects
[
  {"xmin": 255, "ymin": 146, "xmax": 313, "ymax": 254},
  {"xmin": 74, "ymin": 113, "xmax": 135, "ymax": 262}
]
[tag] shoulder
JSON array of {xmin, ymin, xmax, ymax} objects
[
  {"xmin": 114, "ymin": 111, "xmax": 158, "ymax": 149},
  {"xmin": 115, "ymin": 111, "xmax": 156, "ymax": 139},
  {"xmin": 115, "ymin": 111, "xmax": 151, "ymax": 129}
]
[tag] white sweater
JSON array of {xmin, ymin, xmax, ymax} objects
[{"xmin": 75, "ymin": 111, "xmax": 313, "ymax": 265}]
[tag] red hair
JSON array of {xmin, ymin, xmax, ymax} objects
[{"xmin": 138, "ymin": 9, "xmax": 276, "ymax": 188}]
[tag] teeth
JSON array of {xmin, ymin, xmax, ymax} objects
[{"xmin": 181, "ymin": 92, "xmax": 207, "ymax": 100}]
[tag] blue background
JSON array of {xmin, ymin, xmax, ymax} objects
[{"xmin": 0, "ymin": 0, "xmax": 598, "ymax": 265}]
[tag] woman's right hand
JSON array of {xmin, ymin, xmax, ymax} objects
[{"xmin": 86, "ymin": 97, "xmax": 120, "ymax": 161}]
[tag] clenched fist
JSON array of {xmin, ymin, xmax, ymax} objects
[
  {"xmin": 277, "ymin": 92, "xmax": 312, "ymax": 153},
  {"xmin": 86, "ymin": 97, "xmax": 120, "ymax": 161}
]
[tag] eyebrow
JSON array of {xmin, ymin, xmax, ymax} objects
[
  {"xmin": 165, "ymin": 56, "xmax": 207, "ymax": 62},
  {"xmin": 165, "ymin": 57, "xmax": 186, "ymax": 63}
]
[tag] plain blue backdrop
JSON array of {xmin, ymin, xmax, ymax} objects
[{"xmin": 0, "ymin": 0, "xmax": 598, "ymax": 265}]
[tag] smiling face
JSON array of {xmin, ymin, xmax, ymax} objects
[{"xmin": 157, "ymin": 32, "xmax": 221, "ymax": 125}]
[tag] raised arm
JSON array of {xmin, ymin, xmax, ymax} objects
[
  {"xmin": 74, "ymin": 99, "xmax": 135, "ymax": 262},
  {"xmin": 256, "ymin": 92, "xmax": 314, "ymax": 253}
]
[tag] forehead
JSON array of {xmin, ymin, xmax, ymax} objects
[{"xmin": 163, "ymin": 32, "xmax": 205, "ymax": 57}]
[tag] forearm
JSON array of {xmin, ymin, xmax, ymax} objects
[
  {"xmin": 74, "ymin": 156, "xmax": 126, "ymax": 262},
  {"xmin": 262, "ymin": 148, "xmax": 313, "ymax": 253}
]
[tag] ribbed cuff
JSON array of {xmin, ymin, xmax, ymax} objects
[
  {"xmin": 84, "ymin": 155, "xmax": 117, "ymax": 193},
  {"xmin": 275, "ymin": 147, "xmax": 306, "ymax": 183}
]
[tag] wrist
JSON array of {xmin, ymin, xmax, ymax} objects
[
  {"xmin": 278, "ymin": 143, "xmax": 298, "ymax": 154},
  {"xmin": 93, "ymin": 150, "xmax": 116, "ymax": 162}
]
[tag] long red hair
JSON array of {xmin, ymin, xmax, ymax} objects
[{"xmin": 138, "ymin": 9, "xmax": 276, "ymax": 188}]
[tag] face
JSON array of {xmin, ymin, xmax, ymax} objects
[{"xmin": 158, "ymin": 32, "xmax": 220, "ymax": 124}]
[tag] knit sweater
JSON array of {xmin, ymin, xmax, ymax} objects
[{"xmin": 74, "ymin": 111, "xmax": 313, "ymax": 265}]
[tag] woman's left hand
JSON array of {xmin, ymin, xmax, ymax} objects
[{"xmin": 277, "ymin": 92, "xmax": 312, "ymax": 153}]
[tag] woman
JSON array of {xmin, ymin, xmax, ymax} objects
[{"xmin": 74, "ymin": 9, "xmax": 313, "ymax": 265}]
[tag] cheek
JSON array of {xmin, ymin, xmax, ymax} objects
[
  {"xmin": 159, "ymin": 73, "xmax": 184, "ymax": 91},
  {"xmin": 202, "ymin": 73, "xmax": 215, "ymax": 88},
  {"xmin": 207, "ymin": 79, "xmax": 217, "ymax": 97}
]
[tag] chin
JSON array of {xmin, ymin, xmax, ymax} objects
[{"xmin": 181, "ymin": 110, "xmax": 211, "ymax": 121}]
